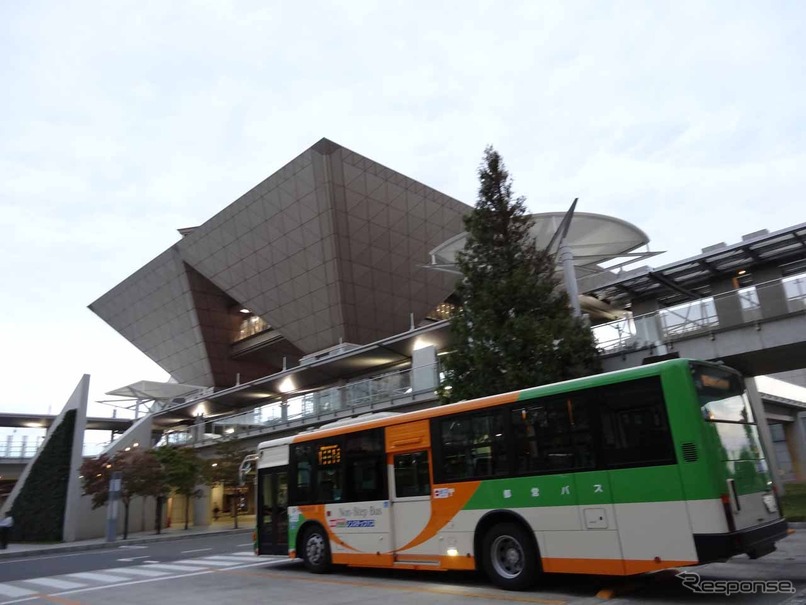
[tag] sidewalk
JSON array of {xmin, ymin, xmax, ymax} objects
[{"xmin": 0, "ymin": 518, "xmax": 254, "ymax": 560}]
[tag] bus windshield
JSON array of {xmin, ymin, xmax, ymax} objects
[
  {"xmin": 692, "ymin": 364, "xmax": 763, "ymax": 461},
  {"xmin": 693, "ymin": 365, "xmax": 755, "ymax": 423}
]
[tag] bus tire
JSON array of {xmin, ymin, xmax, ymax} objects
[
  {"xmin": 301, "ymin": 525, "xmax": 332, "ymax": 574},
  {"xmin": 482, "ymin": 522, "xmax": 538, "ymax": 590}
]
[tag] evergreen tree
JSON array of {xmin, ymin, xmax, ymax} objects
[{"xmin": 441, "ymin": 147, "xmax": 600, "ymax": 402}]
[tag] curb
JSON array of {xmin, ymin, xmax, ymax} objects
[{"xmin": 0, "ymin": 527, "xmax": 252, "ymax": 560}]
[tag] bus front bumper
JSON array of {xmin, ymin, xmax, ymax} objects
[{"xmin": 694, "ymin": 518, "xmax": 789, "ymax": 563}]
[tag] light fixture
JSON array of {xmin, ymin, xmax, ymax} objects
[
  {"xmin": 124, "ymin": 447, "xmax": 131, "ymax": 452},
  {"xmin": 240, "ymin": 308, "xmax": 251, "ymax": 314},
  {"xmin": 447, "ymin": 547, "xmax": 459, "ymax": 557},
  {"xmin": 278, "ymin": 376, "xmax": 296, "ymax": 393},
  {"xmin": 225, "ymin": 427, "xmax": 235, "ymax": 434},
  {"xmin": 738, "ymin": 270, "xmax": 746, "ymax": 275},
  {"xmin": 132, "ymin": 442, "xmax": 139, "ymax": 448},
  {"xmin": 211, "ymin": 462, "xmax": 218, "ymax": 467},
  {"xmin": 413, "ymin": 338, "xmax": 434, "ymax": 351}
]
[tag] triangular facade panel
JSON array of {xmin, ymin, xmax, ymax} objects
[{"xmin": 90, "ymin": 138, "xmax": 470, "ymax": 389}]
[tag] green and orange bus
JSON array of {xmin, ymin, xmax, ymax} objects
[{"xmin": 252, "ymin": 358, "xmax": 788, "ymax": 590}]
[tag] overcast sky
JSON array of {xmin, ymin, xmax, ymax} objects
[{"xmin": 1, "ymin": 1, "xmax": 804, "ymax": 420}]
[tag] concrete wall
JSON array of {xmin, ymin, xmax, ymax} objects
[{"xmin": 73, "ymin": 493, "xmax": 166, "ymax": 541}]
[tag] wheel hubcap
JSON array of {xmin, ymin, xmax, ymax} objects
[
  {"xmin": 491, "ymin": 535, "xmax": 524, "ymax": 579},
  {"xmin": 306, "ymin": 533, "xmax": 325, "ymax": 564}
]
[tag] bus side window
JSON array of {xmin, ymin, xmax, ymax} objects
[
  {"xmin": 597, "ymin": 377, "xmax": 675, "ymax": 468},
  {"xmin": 436, "ymin": 410, "xmax": 508, "ymax": 482},
  {"xmin": 344, "ymin": 428, "xmax": 387, "ymax": 502},
  {"xmin": 290, "ymin": 444, "xmax": 314, "ymax": 505},
  {"xmin": 394, "ymin": 451, "xmax": 430, "ymax": 497},
  {"xmin": 512, "ymin": 395, "xmax": 594, "ymax": 473}
]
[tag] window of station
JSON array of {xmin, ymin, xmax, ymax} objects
[{"xmin": 235, "ymin": 311, "xmax": 272, "ymax": 342}]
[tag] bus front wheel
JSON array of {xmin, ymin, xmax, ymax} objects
[
  {"xmin": 302, "ymin": 525, "xmax": 332, "ymax": 574},
  {"xmin": 482, "ymin": 522, "xmax": 539, "ymax": 590}
]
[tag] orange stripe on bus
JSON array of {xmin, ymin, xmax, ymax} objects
[
  {"xmin": 333, "ymin": 552, "xmax": 477, "ymax": 571},
  {"xmin": 396, "ymin": 480, "xmax": 480, "ymax": 552},
  {"xmin": 541, "ymin": 557, "xmax": 696, "ymax": 576}
]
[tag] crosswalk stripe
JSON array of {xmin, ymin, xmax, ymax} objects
[
  {"xmin": 202, "ymin": 555, "xmax": 256, "ymax": 562},
  {"xmin": 20, "ymin": 577, "xmax": 86, "ymax": 590},
  {"xmin": 68, "ymin": 571, "xmax": 130, "ymax": 583},
  {"xmin": 142, "ymin": 563, "xmax": 206, "ymax": 573},
  {"xmin": 231, "ymin": 552, "xmax": 256, "ymax": 556},
  {"xmin": 104, "ymin": 567, "xmax": 170, "ymax": 577},
  {"xmin": 0, "ymin": 584, "xmax": 38, "ymax": 597},
  {"xmin": 175, "ymin": 559, "xmax": 236, "ymax": 567}
]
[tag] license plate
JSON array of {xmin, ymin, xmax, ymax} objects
[{"xmin": 762, "ymin": 493, "xmax": 778, "ymax": 513}]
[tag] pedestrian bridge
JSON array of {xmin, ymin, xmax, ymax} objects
[{"xmin": 593, "ymin": 272, "xmax": 806, "ymax": 375}]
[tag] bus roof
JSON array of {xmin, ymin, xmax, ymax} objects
[{"xmin": 292, "ymin": 357, "xmax": 703, "ymax": 444}]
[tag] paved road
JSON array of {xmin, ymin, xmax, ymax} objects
[
  {"xmin": 0, "ymin": 530, "xmax": 801, "ymax": 604},
  {"xmin": 0, "ymin": 532, "xmax": 253, "ymax": 582}
]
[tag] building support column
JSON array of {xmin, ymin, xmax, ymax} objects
[
  {"xmin": 193, "ymin": 483, "xmax": 211, "ymax": 528},
  {"xmin": 412, "ymin": 345, "xmax": 438, "ymax": 394},
  {"xmin": 745, "ymin": 377, "xmax": 784, "ymax": 494},
  {"xmin": 788, "ymin": 412, "xmax": 806, "ymax": 482}
]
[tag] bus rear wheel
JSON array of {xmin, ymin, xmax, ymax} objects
[
  {"xmin": 482, "ymin": 522, "xmax": 539, "ymax": 590},
  {"xmin": 302, "ymin": 525, "xmax": 332, "ymax": 573}
]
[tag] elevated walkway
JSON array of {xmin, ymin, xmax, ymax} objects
[{"xmin": 594, "ymin": 274, "xmax": 806, "ymax": 375}]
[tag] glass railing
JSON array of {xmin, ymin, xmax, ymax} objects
[
  {"xmin": 593, "ymin": 273, "xmax": 806, "ymax": 354},
  {"xmin": 169, "ymin": 362, "xmax": 439, "ymax": 447},
  {"xmin": 0, "ymin": 437, "xmax": 111, "ymax": 459}
]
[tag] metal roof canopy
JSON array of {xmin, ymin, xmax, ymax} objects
[
  {"xmin": 105, "ymin": 380, "xmax": 207, "ymax": 401},
  {"xmin": 584, "ymin": 222, "xmax": 806, "ymax": 308},
  {"xmin": 150, "ymin": 320, "xmax": 452, "ymax": 428},
  {"xmin": 428, "ymin": 211, "xmax": 657, "ymax": 276}
]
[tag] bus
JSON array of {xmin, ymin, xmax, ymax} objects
[{"xmin": 251, "ymin": 358, "xmax": 788, "ymax": 590}]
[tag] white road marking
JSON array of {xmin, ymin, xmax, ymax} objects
[
  {"xmin": 142, "ymin": 563, "xmax": 207, "ymax": 572},
  {"xmin": 20, "ymin": 577, "xmax": 86, "ymax": 590},
  {"xmin": 180, "ymin": 548, "xmax": 212, "ymax": 554},
  {"xmin": 202, "ymin": 555, "xmax": 257, "ymax": 562},
  {"xmin": 174, "ymin": 559, "xmax": 235, "ymax": 567},
  {"xmin": 67, "ymin": 571, "xmax": 130, "ymax": 583},
  {"xmin": 117, "ymin": 556, "xmax": 149, "ymax": 561},
  {"xmin": 104, "ymin": 567, "xmax": 170, "ymax": 577},
  {"xmin": 231, "ymin": 551, "xmax": 256, "ymax": 556},
  {"xmin": 117, "ymin": 545, "xmax": 148, "ymax": 549},
  {"xmin": 237, "ymin": 542, "xmax": 253, "ymax": 546},
  {"xmin": 0, "ymin": 584, "xmax": 37, "ymax": 597}
]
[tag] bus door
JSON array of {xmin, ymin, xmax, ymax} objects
[
  {"xmin": 386, "ymin": 421, "xmax": 433, "ymax": 558},
  {"xmin": 257, "ymin": 467, "xmax": 288, "ymax": 555}
]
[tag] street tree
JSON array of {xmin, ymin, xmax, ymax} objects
[
  {"xmin": 441, "ymin": 146, "xmax": 600, "ymax": 403},
  {"xmin": 206, "ymin": 438, "xmax": 251, "ymax": 529},
  {"xmin": 79, "ymin": 448, "xmax": 168, "ymax": 538},
  {"xmin": 154, "ymin": 446, "xmax": 206, "ymax": 530}
]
